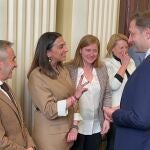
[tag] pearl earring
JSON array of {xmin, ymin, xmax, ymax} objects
[{"xmin": 49, "ymin": 57, "xmax": 52, "ymax": 63}]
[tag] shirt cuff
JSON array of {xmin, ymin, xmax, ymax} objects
[
  {"xmin": 74, "ymin": 113, "xmax": 83, "ymax": 121},
  {"xmin": 114, "ymin": 73, "xmax": 123, "ymax": 83},
  {"xmin": 57, "ymin": 100, "xmax": 68, "ymax": 116}
]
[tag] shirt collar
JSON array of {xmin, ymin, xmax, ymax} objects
[
  {"xmin": 145, "ymin": 48, "xmax": 150, "ymax": 58},
  {"xmin": 113, "ymin": 54, "xmax": 121, "ymax": 63}
]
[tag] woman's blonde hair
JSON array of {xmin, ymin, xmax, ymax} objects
[{"xmin": 106, "ymin": 33, "xmax": 128, "ymax": 57}]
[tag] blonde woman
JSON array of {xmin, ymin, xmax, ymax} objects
[{"xmin": 103, "ymin": 33, "xmax": 136, "ymax": 150}]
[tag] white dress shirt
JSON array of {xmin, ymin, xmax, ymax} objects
[
  {"xmin": 0, "ymin": 81, "xmax": 11, "ymax": 100},
  {"xmin": 145, "ymin": 48, "xmax": 150, "ymax": 58},
  {"xmin": 77, "ymin": 68, "xmax": 101, "ymax": 135}
]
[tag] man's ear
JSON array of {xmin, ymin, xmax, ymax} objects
[
  {"xmin": 0, "ymin": 61, "xmax": 3, "ymax": 70},
  {"xmin": 145, "ymin": 28, "xmax": 150, "ymax": 39}
]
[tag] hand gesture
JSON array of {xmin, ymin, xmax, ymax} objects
[
  {"xmin": 120, "ymin": 51, "xmax": 130, "ymax": 67},
  {"xmin": 74, "ymin": 75, "xmax": 89, "ymax": 100}
]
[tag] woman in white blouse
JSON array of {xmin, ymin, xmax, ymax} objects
[
  {"xmin": 66, "ymin": 34, "xmax": 112, "ymax": 150},
  {"xmin": 103, "ymin": 33, "xmax": 136, "ymax": 150}
]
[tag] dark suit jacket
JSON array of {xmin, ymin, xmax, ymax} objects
[
  {"xmin": 112, "ymin": 55, "xmax": 150, "ymax": 150},
  {"xmin": 0, "ymin": 83, "xmax": 35, "ymax": 149}
]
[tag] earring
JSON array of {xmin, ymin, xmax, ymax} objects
[{"xmin": 49, "ymin": 57, "xmax": 52, "ymax": 63}]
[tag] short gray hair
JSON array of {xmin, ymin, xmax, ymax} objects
[{"xmin": 0, "ymin": 40, "xmax": 13, "ymax": 60}]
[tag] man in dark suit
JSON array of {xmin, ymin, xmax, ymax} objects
[
  {"xmin": 128, "ymin": 45, "xmax": 145, "ymax": 67},
  {"xmin": 0, "ymin": 40, "xmax": 35, "ymax": 149},
  {"xmin": 104, "ymin": 11, "xmax": 150, "ymax": 150}
]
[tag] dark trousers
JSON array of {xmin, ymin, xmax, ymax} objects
[
  {"xmin": 106, "ymin": 123, "xmax": 116, "ymax": 150},
  {"xmin": 70, "ymin": 132, "xmax": 101, "ymax": 150}
]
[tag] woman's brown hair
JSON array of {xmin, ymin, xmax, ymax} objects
[
  {"xmin": 72, "ymin": 34, "xmax": 102, "ymax": 68},
  {"xmin": 27, "ymin": 32, "xmax": 62, "ymax": 79}
]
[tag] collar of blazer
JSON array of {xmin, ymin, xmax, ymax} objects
[
  {"xmin": 0, "ymin": 91, "xmax": 23, "ymax": 127},
  {"xmin": 71, "ymin": 65, "xmax": 107, "ymax": 102}
]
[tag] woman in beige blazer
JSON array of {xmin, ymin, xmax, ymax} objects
[
  {"xmin": 28, "ymin": 32, "xmax": 88, "ymax": 150},
  {"xmin": 65, "ymin": 35, "xmax": 112, "ymax": 150}
]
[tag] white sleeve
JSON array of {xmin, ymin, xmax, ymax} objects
[
  {"xmin": 74, "ymin": 113, "xmax": 83, "ymax": 121},
  {"xmin": 57, "ymin": 100, "xmax": 68, "ymax": 116}
]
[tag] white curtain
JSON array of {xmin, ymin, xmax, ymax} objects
[
  {"xmin": 0, "ymin": 0, "xmax": 120, "ymax": 132},
  {"xmin": 0, "ymin": 0, "xmax": 57, "ymax": 131},
  {"xmin": 70, "ymin": 0, "xmax": 120, "ymax": 58}
]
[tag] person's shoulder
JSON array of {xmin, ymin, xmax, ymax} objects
[
  {"xmin": 129, "ymin": 58, "xmax": 136, "ymax": 66},
  {"xmin": 103, "ymin": 57, "xmax": 114, "ymax": 62},
  {"xmin": 96, "ymin": 62, "xmax": 107, "ymax": 71},
  {"xmin": 29, "ymin": 67, "xmax": 45, "ymax": 81},
  {"xmin": 103, "ymin": 57, "xmax": 115, "ymax": 66},
  {"xmin": 64, "ymin": 60, "xmax": 76, "ymax": 71},
  {"xmin": 29, "ymin": 67, "xmax": 40, "ymax": 76}
]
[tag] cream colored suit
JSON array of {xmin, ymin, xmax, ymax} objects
[
  {"xmin": 28, "ymin": 67, "xmax": 75, "ymax": 150},
  {"xmin": 103, "ymin": 57, "xmax": 136, "ymax": 106},
  {"xmin": 0, "ymin": 84, "xmax": 35, "ymax": 150}
]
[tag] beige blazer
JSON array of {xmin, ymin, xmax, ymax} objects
[
  {"xmin": 28, "ymin": 67, "xmax": 75, "ymax": 150},
  {"xmin": 0, "ymin": 84, "xmax": 35, "ymax": 150},
  {"xmin": 65, "ymin": 63, "xmax": 112, "ymax": 128}
]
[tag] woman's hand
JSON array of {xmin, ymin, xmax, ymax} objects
[
  {"xmin": 120, "ymin": 52, "xmax": 130, "ymax": 67},
  {"xmin": 103, "ymin": 106, "xmax": 120, "ymax": 122},
  {"xmin": 101, "ymin": 119, "xmax": 110, "ymax": 135},
  {"xmin": 74, "ymin": 75, "xmax": 89, "ymax": 99},
  {"xmin": 67, "ymin": 75, "xmax": 89, "ymax": 107},
  {"xmin": 67, "ymin": 128, "xmax": 78, "ymax": 142}
]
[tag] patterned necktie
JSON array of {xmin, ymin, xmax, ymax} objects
[{"xmin": 1, "ymin": 82, "xmax": 14, "ymax": 102}]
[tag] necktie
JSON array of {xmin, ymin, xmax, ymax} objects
[{"xmin": 1, "ymin": 82, "xmax": 15, "ymax": 102}]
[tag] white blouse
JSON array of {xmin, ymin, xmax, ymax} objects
[{"xmin": 77, "ymin": 68, "xmax": 101, "ymax": 135}]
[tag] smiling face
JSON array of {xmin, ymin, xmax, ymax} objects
[
  {"xmin": 80, "ymin": 43, "xmax": 98, "ymax": 66},
  {"xmin": 128, "ymin": 19, "xmax": 148, "ymax": 52},
  {"xmin": 112, "ymin": 40, "xmax": 128, "ymax": 59},
  {"xmin": 0, "ymin": 47, "xmax": 17, "ymax": 81},
  {"xmin": 47, "ymin": 36, "xmax": 68, "ymax": 63}
]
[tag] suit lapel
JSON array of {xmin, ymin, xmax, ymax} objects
[
  {"xmin": 95, "ymin": 68, "xmax": 105, "ymax": 101},
  {"xmin": 0, "ymin": 91, "xmax": 23, "ymax": 126}
]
